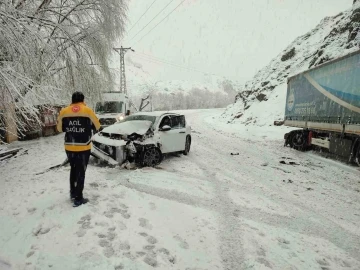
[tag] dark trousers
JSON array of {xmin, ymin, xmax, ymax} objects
[{"xmin": 66, "ymin": 150, "xmax": 91, "ymax": 201}]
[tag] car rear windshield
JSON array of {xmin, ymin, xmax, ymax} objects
[{"xmin": 121, "ymin": 115, "xmax": 157, "ymax": 124}]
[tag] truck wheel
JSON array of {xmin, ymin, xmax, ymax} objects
[
  {"xmin": 142, "ymin": 147, "xmax": 162, "ymax": 167},
  {"xmin": 290, "ymin": 131, "xmax": 308, "ymax": 151}
]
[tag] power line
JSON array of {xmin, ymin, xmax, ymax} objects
[
  {"xmin": 135, "ymin": 53, "xmax": 200, "ymax": 72},
  {"xmin": 108, "ymin": 51, "xmax": 223, "ymax": 77},
  {"xmin": 134, "ymin": 53, "xmax": 224, "ymax": 77},
  {"xmin": 132, "ymin": 0, "xmax": 186, "ymax": 46},
  {"xmin": 134, "ymin": 55, "xmax": 206, "ymax": 74},
  {"xmin": 127, "ymin": 0, "xmax": 158, "ymax": 33},
  {"xmin": 127, "ymin": 0, "xmax": 177, "ymax": 42},
  {"xmin": 134, "ymin": 52, "xmax": 212, "ymax": 74},
  {"xmin": 136, "ymin": 51, "xmax": 192, "ymax": 67}
]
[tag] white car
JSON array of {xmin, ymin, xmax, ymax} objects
[{"xmin": 91, "ymin": 112, "xmax": 192, "ymax": 167}]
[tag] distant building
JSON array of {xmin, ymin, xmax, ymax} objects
[{"xmin": 0, "ymin": 88, "xmax": 66, "ymax": 143}]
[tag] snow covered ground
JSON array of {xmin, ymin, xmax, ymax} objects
[{"xmin": 1, "ymin": 109, "xmax": 360, "ymax": 270}]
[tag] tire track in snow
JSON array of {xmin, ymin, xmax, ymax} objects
[
  {"xmin": 195, "ymin": 133, "xmax": 360, "ymax": 261},
  {"xmin": 190, "ymin": 155, "xmax": 245, "ymax": 270},
  {"xmin": 187, "ymin": 111, "xmax": 360, "ymax": 262},
  {"xmin": 110, "ymin": 164, "xmax": 360, "ymax": 265},
  {"xmin": 112, "ymin": 177, "xmax": 210, "ymax": 209},
  {"xmin": 93, "ymin": 110, "xmax": 360, "ymax": 265},
  {"xmin": 110, "ymin": 168, "xmax": 298, "ymax": 227}
]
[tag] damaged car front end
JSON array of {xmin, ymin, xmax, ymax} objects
[{"xmin": 91, "ymin": 116, "xmax": 162, "ymax": 167}]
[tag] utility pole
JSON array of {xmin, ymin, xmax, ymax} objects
[{"xmin": 113, "ymin": 46, "xmax": 134, "ymax": 94}]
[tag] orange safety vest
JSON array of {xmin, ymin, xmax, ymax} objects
[{"xmin": 57, "ymin": 102, "xmax": 101, "ymax": 152}]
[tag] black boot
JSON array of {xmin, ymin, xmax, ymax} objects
[{"xmin": 73, "ymin": 198, "xmax": 89, "ymax": 207}]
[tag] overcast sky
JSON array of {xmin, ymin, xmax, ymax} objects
[{"xmin": 116, "ymin": 0, "xmax": 353, "ymax": 85}]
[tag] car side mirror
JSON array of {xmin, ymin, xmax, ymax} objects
[
  {"xmin": 160, "ymin": 125, "xmax": 171, "ymax": 131},
  {"xmin": 126, "ymin": 110, "xmax": 130, "ymax": 116}
]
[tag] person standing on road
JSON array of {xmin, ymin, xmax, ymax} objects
[{"xmin": 57, "ymin": 92, "xmax": 101, "ymax": 207}]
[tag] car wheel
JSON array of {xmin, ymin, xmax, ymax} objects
[
  {"xmin": 354, "ymin": 142, "xmax": 360, "ymax": 167},
  {"xmin": 142, "ymin": 147, "xmax": 162, "ymax": 167},
  {"xmin": 183, "ymin": 136, "xmax": 191, "ymax": 155}
]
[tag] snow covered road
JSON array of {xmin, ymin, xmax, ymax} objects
[{"xmin": 1, "ymin": 109, "xmax": 360, "ymax": 270}]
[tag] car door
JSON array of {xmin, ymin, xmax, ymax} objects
[
  {"xmin": 170, "ymin": 115, "xmax": 187, "ymax": 152},
  {"xmin": 158, "ymin": 115, "xmax": 175, "ymax": 153}
]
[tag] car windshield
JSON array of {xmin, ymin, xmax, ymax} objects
[
  {"xmin": 95, "ymin": 101, "xmax": 123, "ymax": 114},
  {"xmin": 120, "ymin": 114, "xmax": 157, "ymax": 124}
]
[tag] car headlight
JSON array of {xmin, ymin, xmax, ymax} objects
[{"xmin": 116, "ymin": 114, "xmax": 125, "ymax": 122}]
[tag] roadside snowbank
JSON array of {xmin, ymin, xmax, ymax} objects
[
  {"xmin": 203, "ymin": 88, "xmax": 296, "ymax": 141},
  {"xmin": 221, "ymin": 84, "xmax": 287, "ymax": 126}
]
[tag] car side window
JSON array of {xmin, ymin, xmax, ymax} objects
[
  {"xmin": 171, "ymin": 116, "xmax": 185, "ymax": 129},
  {"xmin": 179, "ymin": 115, "xmax": 185, "ymax": 128},
  {"xmin": 159, "ymin": 116, "xmax": 171, "ymax": 128},
  {"xmin": 171, "ymin": 116, "xmax": 179, "ymax": 129}
]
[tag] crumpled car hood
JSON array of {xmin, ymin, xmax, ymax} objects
[{"xmin": 102, "ymin": 120, "xmax": 153, "ymax": 136}]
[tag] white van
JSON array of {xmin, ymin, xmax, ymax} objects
[{"xmin": 94, "ymin": 92, "xmax": 135, "ymax": 129}]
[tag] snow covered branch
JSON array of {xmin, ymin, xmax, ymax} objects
[{"xmin": 0, "ymin": 0, "xmax": 127, "ymax": 139}]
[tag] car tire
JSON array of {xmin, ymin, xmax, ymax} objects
[
  {"xmin": 142, "ymin": 146, "xmax": 163, "ymax": 167},
  {"xmin": 354, "ymin": 142, "xmax": 360, "ymax": 167},
  {"xmin": 183, "ymin": 136, "xmax": 191, "ymax": 155}
]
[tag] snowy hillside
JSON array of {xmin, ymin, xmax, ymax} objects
[
  {"xmin": 114, "ymin": 55, "xmax": 238, "ymax": 110},
  {"xmin": 222, "ymin": 1, "xmax": 360, "ymax": 125},
  {"xmin": 124, "ymin": 54, "xmax": 238, "ymax": 95}
]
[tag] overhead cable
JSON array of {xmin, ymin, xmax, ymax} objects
[
  {"xmin": 127, "ymin": 0, "xmax": 177, "ymax": 42},
  {"xmin": 132, "ymin": 0, "xmax": 187, "ymax": 46},
  {"xmin": 127, "ymin": 0, "xmax": 158, "ymax": 33}
]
